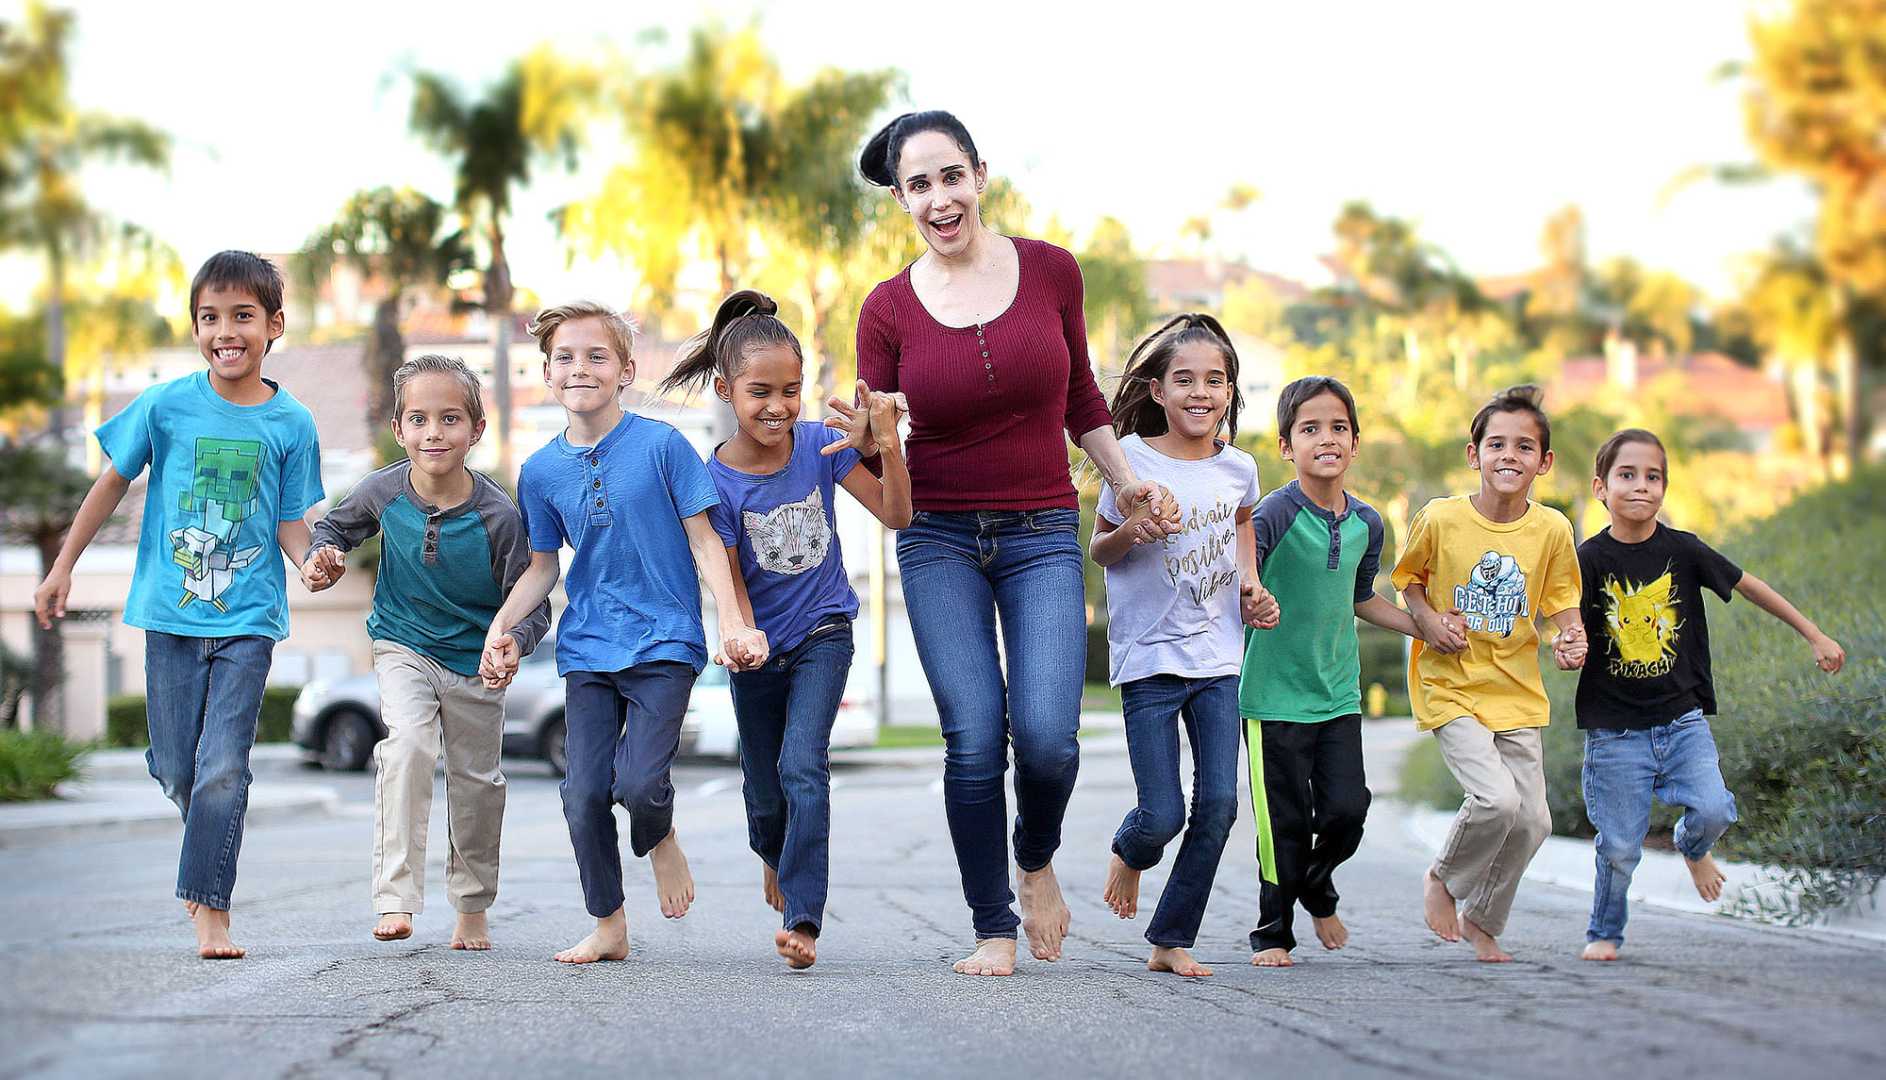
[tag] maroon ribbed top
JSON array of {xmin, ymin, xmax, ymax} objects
[{"xmin": 856, "ymin": 237, "xmax": 1113, "ymax": 512}]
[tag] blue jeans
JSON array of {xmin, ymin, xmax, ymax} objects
[
  {"xmin": 143, "ymin": 631, "xmax": 275, "ymax": 910},
  {"xmin": 1113, "ymin": 674, "xmax": 1241, "ymax": 949},
  {"xmin": 896, "ymin": 508, "xmax": 1086, "ymax": 940},
  {"xmin": 562, "ymin": 661, "xmax": 695, "ymax": 918},
  {"xmin": 730, "ymin": 618, "xmax": 854, "ymax": 936},
  {"xmin": 1582, "ymin": 708, "xmax": 1739, "ymax": 944}
]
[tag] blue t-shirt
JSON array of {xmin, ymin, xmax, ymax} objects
[
  {"xmin": 518, "ymin": 412, "xmax": 719, "ymax": 675},
  {"xmin": 707, "ymin": 422, "xmax": 860, "ymax": 653},
  {"xmin": 96, "ymin": 371, "xmax": 324, "ymax": 641}
]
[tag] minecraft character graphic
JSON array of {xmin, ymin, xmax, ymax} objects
[
  {"xmin": 1601, "ymin": 568, "xmax": 1680, "ymax": 678},
  {"xmin": 170, "ymin": 437, "xmax": 266, "ymax": 612},
  {"xmin": 1454, "ymin": 550, "xmax": 1528, "ymax": 637}
]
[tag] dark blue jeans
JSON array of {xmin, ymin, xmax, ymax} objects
[
  {"xmin": 1112, "ymin": 674, "xmax": 1241, "ymax": 949},
  {"xmin": 1583, "ymin": 708, "xmax": 1738, "ymax": 944},
  {"xmin": 143, "ymin": 630, "xmax": 275, "ymax": 910},
  {"xmin": 561, "ymin": 661, "xmax": 696, "ymax": 918},
  {"xmin": 730, "ymin": 618, "xmax": 854, "ymax": 936},
  {"xmin": 896, "ymin": 509, "xmax": 1086, "ymax": 940}
]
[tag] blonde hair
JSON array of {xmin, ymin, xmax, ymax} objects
[
  {"xmin": 528, "ymin": 300, "xmax": 638, "ymax": 367},
  {"xmin": 392, "ymin": 354, "xmax": 484, "ymax": 425}
]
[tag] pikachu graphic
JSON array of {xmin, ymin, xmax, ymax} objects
[{"xmin": 1602, "ymin": 567, "xmax": 1681, "ymax": 678}]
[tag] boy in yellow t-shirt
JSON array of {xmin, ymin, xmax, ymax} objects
[{"xmin": 1391, "ymin": 386, "xmax": 1586, "ymax": 962}]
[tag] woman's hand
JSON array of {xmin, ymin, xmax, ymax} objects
[
  {"xmin": 1118, "ymin": 480, "xmax": 1181, "ymax": 537},
  {"xmin": 823, "ymin": 379, "xmax": 908, "ymax": 458}
]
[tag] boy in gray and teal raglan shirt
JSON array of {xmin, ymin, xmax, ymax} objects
[
  {"xmin": 1240, "ymin": 377, "xmax": 1422, "ymax": 966},
  {"xmin": 306, "ymin": 355, "xmax": 549, "ymax": 949}
]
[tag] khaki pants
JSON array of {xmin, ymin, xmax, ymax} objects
[
  {"xmin": 1430, "ymin": 718, "xmax": 1551, "ymax": 937},
  {"xmin": 371, "ymin": 640, "xmax": 507, "ymax": 915}
]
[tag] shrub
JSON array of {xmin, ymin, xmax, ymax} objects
[
  {"xmin": 102, "ymin": 686, "xmax": 304, "ymax": 748},
  {"xmin": 0, "ymin": 730, "xmax": 86, "ymax": 801},
  {"xmin": 1397, "ymin": 468, "xmax": 1886, "ymax": 921}
]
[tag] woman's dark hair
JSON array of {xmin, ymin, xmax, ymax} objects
[
  {"xmin": 1470, "ymin": 383, "xmax": 1552, "ymax": 452},
  {"xmin": 1109, "ymin": 314, "xmax": 1243, "ymax": 440},
  {"xmin": 1594, "ymin": 428, "xmax": 1668, "ymax": 481},
  {"xmin": 658, "ymin": 290, "xmax": 803, "ymax": 397},
  {"xmin": 1275, "ymin": 376, "xmax": 1359, "ymax": 440},
  {"xmin": 858, "ymin": 110, "xmax": 981, "ymax": 189}
]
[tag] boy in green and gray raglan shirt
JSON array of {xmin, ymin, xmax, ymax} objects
[
  {"xmin": 305, "ymin": 355, "xmax": 549, "ymax": 949},
  {"xmin": 1240, "ymin": 377, "xmax": 1422, "ymax": 967}
]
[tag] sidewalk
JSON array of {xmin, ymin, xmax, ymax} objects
[{"xmin": 0, "ymin": 744, "xmax": 338, "ymax": 849}]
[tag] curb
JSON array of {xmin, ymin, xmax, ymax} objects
[
  {"xmin": 78, "ymin": 742, "xmax": 307, "ymax": 781},
  {"xmin": 0, "ymin": 778, "xmax": 341, "ymax": 849},
  {"xmin": 1403, "ymin": 806, "xmax": 1886, "ymax": 944}
]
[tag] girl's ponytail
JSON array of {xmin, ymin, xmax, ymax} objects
[{"xmin": 658, "ymin": 289, "xmax": 799, "ymax": 397}]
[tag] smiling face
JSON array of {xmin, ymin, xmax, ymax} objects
[
  {"xmin": 717, "ymin": 344, "xmax": 803, "ymax": 453},
  {"xmin": 1595, "ymin": 439, "xmax": 1666, "ymax": 527},
  {"xmin": 892, "ymin": 129, "xmax": 987, "ymax": 258},
  {"xmin": 1149, "ymin": 341, "xmax": 1232, "ymax": 441},
  {"xmin": 193, "ymin": 284, "xmax": 283, "ymax": 388},
  {"xmin": 1280, "ymin": 390, "xmax": 1359, "ymax": 481},
  {"xmin": 544, "ymin": 317, "xmax": 632, "ymax": 417},
  {"xmin": 1468, "ymin": 409, "xmax": 1552, "ymax": 497},
  {"xmin": 393, "ymin": 371, "xmax": 484, "ymax": 481}
]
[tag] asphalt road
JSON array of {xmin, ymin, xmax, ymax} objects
[{"xmin": 1, "ymin": 735, "xmax": 1882, "ymax": 1079}]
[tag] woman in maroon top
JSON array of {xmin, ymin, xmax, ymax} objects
[{"xmin": 854, "ymin": 111, "xmax": 1175, "ymax": 976}]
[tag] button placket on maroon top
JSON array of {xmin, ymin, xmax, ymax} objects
[{"xmin": 977, "ymin": 322, "xmax": 995, "ymax": 392}]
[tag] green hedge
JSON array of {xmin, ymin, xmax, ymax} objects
[
  {"xmin": 0, "ymin": 730, "xmax": 86, "ymax": 801},
  {"xmin": 105, "ymin": 686, "xmax": 303, "ymax": 748},
  {"xmin": 1399, "ymin": 468, "xmax": 1886, "ymax": 922}
]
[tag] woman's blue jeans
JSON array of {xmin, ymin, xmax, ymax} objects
[{"xmin": 896, "ymin": 509, "xmax": 1086, "ymax": 940}]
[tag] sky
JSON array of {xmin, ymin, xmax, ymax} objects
[{"xmin": 23, "ymin": 0, "xmax": 1820, "ymax": 309}]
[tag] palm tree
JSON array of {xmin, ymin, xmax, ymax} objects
[
  {"xmin": 300, "ymin": 188, "xmax": 470, "ymax": 430},
  {"xmin": 408, "ymin": 48, "xmax": 593, "ymax": 478}
]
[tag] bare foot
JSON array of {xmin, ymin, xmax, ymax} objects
[
  {"xmin": 1582, "ymin": 939, "xmax": 1620, "ymax": 962},
  {"xmin": 1423, "ymin": 869, "xmax": 1461, "ymax": 942},
  {"xmin": 952, "ymin": 937, "xmax": 1017, "ymax": 976},
  {"xmin": 649, "ymin": 830, "xmax": 695, "ymax": 919},
  {"xmin": 373, "ymin": 912, "xmax": 414, "ymax": 942},
  {"xmin": 1686, "ymin": 853, "xmax": 1726, "ymax": 903},
  {"xmin": 193, "ymin": 906, "xmax": 244, "ymax": 960},
  {"xmin": 1148, "ymin": 946, "xmax": 1212, "ymax": 977},
  {"xmin": 774, "ymin": 927, "xmax": 817, "ymax": 969},
  {"xmin": 762, "ymin": 864, "xmax": 784, "ymax": 914},
  {"xmin": 1312, "ymin": 913, "xmax": 1348, "ymax": 950},
  {"xmin": 554, "ymin": 908, "xmax": 629, "ymax": 964},
  {"xmin": 182, "ymin": 900, "xmax": 199, "ymax": 918},
  {"xmin": 1017, "ymin": 862, "xmax": 1070, "ymax": 961},
  {"xmin": 1251, "ymin": 947, "xmax": 1294, "ymax": 967},
  {"xmin": 1102, "ymin": 854, "xmax": 1141, "ymax": 919},
  {"xmin": 451, "ymin": 911, "xmax": 491, "ymax": 951},
  {"xmin": 1460, "ymin": 916, "xmax": 1512, "ymax": 962}
]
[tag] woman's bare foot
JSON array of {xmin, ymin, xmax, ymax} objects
[
  {"xmin": 1148, "ymin": 946, "xmax": 1212, "ymax": 977},
  {"xmin": 373, "ymin": 913, "xmax": 414, "ymax": 942},
  {"xmin": 649, "ymin": 830, "xmax": 694, "ymax": 919},
  {"xmin": 451, "ymin": 911, "xmax": 491, "ymax": 951},
  {"xmin": 1686, "ymin": 853, "xmax": 1726, "ymax": 902},
  {"xmin": 762, "ymin": 865, "xmax": 784, "ymax": 913},
  {"xmin": 1423, "ymin": 869, "xmax": 1461, "ymax": 941},
  {"xmin": 1251, "ymin": 947, "xmax": 1294, "ymax": 967},
  {"xmin": 774, "ymin": 927, "xmax": 817, "ymax": 969},
  {"xmin": 1312, "ymin": 913, "xmax": 1348, "ymax": 950},
  {"xmin": 1017, "ymin": 862, "xmax": 1070, "ymax": 961},
  {"xmin": 1102, "ymin": 854, "xmax": 1140, "ymax": 919},
  {"xmin": 1460, "ymin": 916, "xmax": 1512, "ymax": 962},
  {"xmin": 554, "ymin": 908, "xmax": 629, "ymax": 964},
  {"xmin": 1581, "ymin": 939, "xmax": 1620, "ymax": 961},
  {"xmin": 952, "ymin": 937, "xmax": 1017, "ymax": 976},
  {"xmin": 193, "ymin": 906, "xmax": 244, "ymax": 960}
]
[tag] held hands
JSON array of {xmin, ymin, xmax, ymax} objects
[
  {"xmin": 300, "ymin": 547, "xmax": 346, "ymax": 592},
  {"xmin": 479, "ymin": 628, "xmax": 521, "ymax": 690},
  {"xmin": 1417, "ymin": 606, "xmax": 1469, "ymax": 654},
  {"xmin": 32, "ymin": 569, "xmax": 71, "ymax": 630},
  {"xmin": 1552, "ymin": 622, "xmax": 1589, "ymax": 670},
  {"xmin": 823, "ymin": 379, "xmax": 909, "ymax": 458},
  {"xmin": 1242, "ymin": 580, "xmax": 1281, "ymax": 630},
  {"xmin": 1118, "ymin": 481, "xmax": 1182, "ymax": 539},
  {"xmin": 1809, "ymin": 631, "xmax": 1846, "ymax": 674},
  {"xmin": 714, "ymin": 624, "xmax": 771, "ymax": 673}
]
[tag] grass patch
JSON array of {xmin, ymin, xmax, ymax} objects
[
  {"xmin": 105, "ymin": 686, "xmax": 303, "ymax": 748},
  {"xmin": 0, "ymin": 730, "xmax": 86, "ymax": 802}
]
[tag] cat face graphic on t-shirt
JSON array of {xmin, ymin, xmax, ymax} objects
[{"xmin": 742, "ymin": 488, "xmax": 831, "ymax": 576}]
